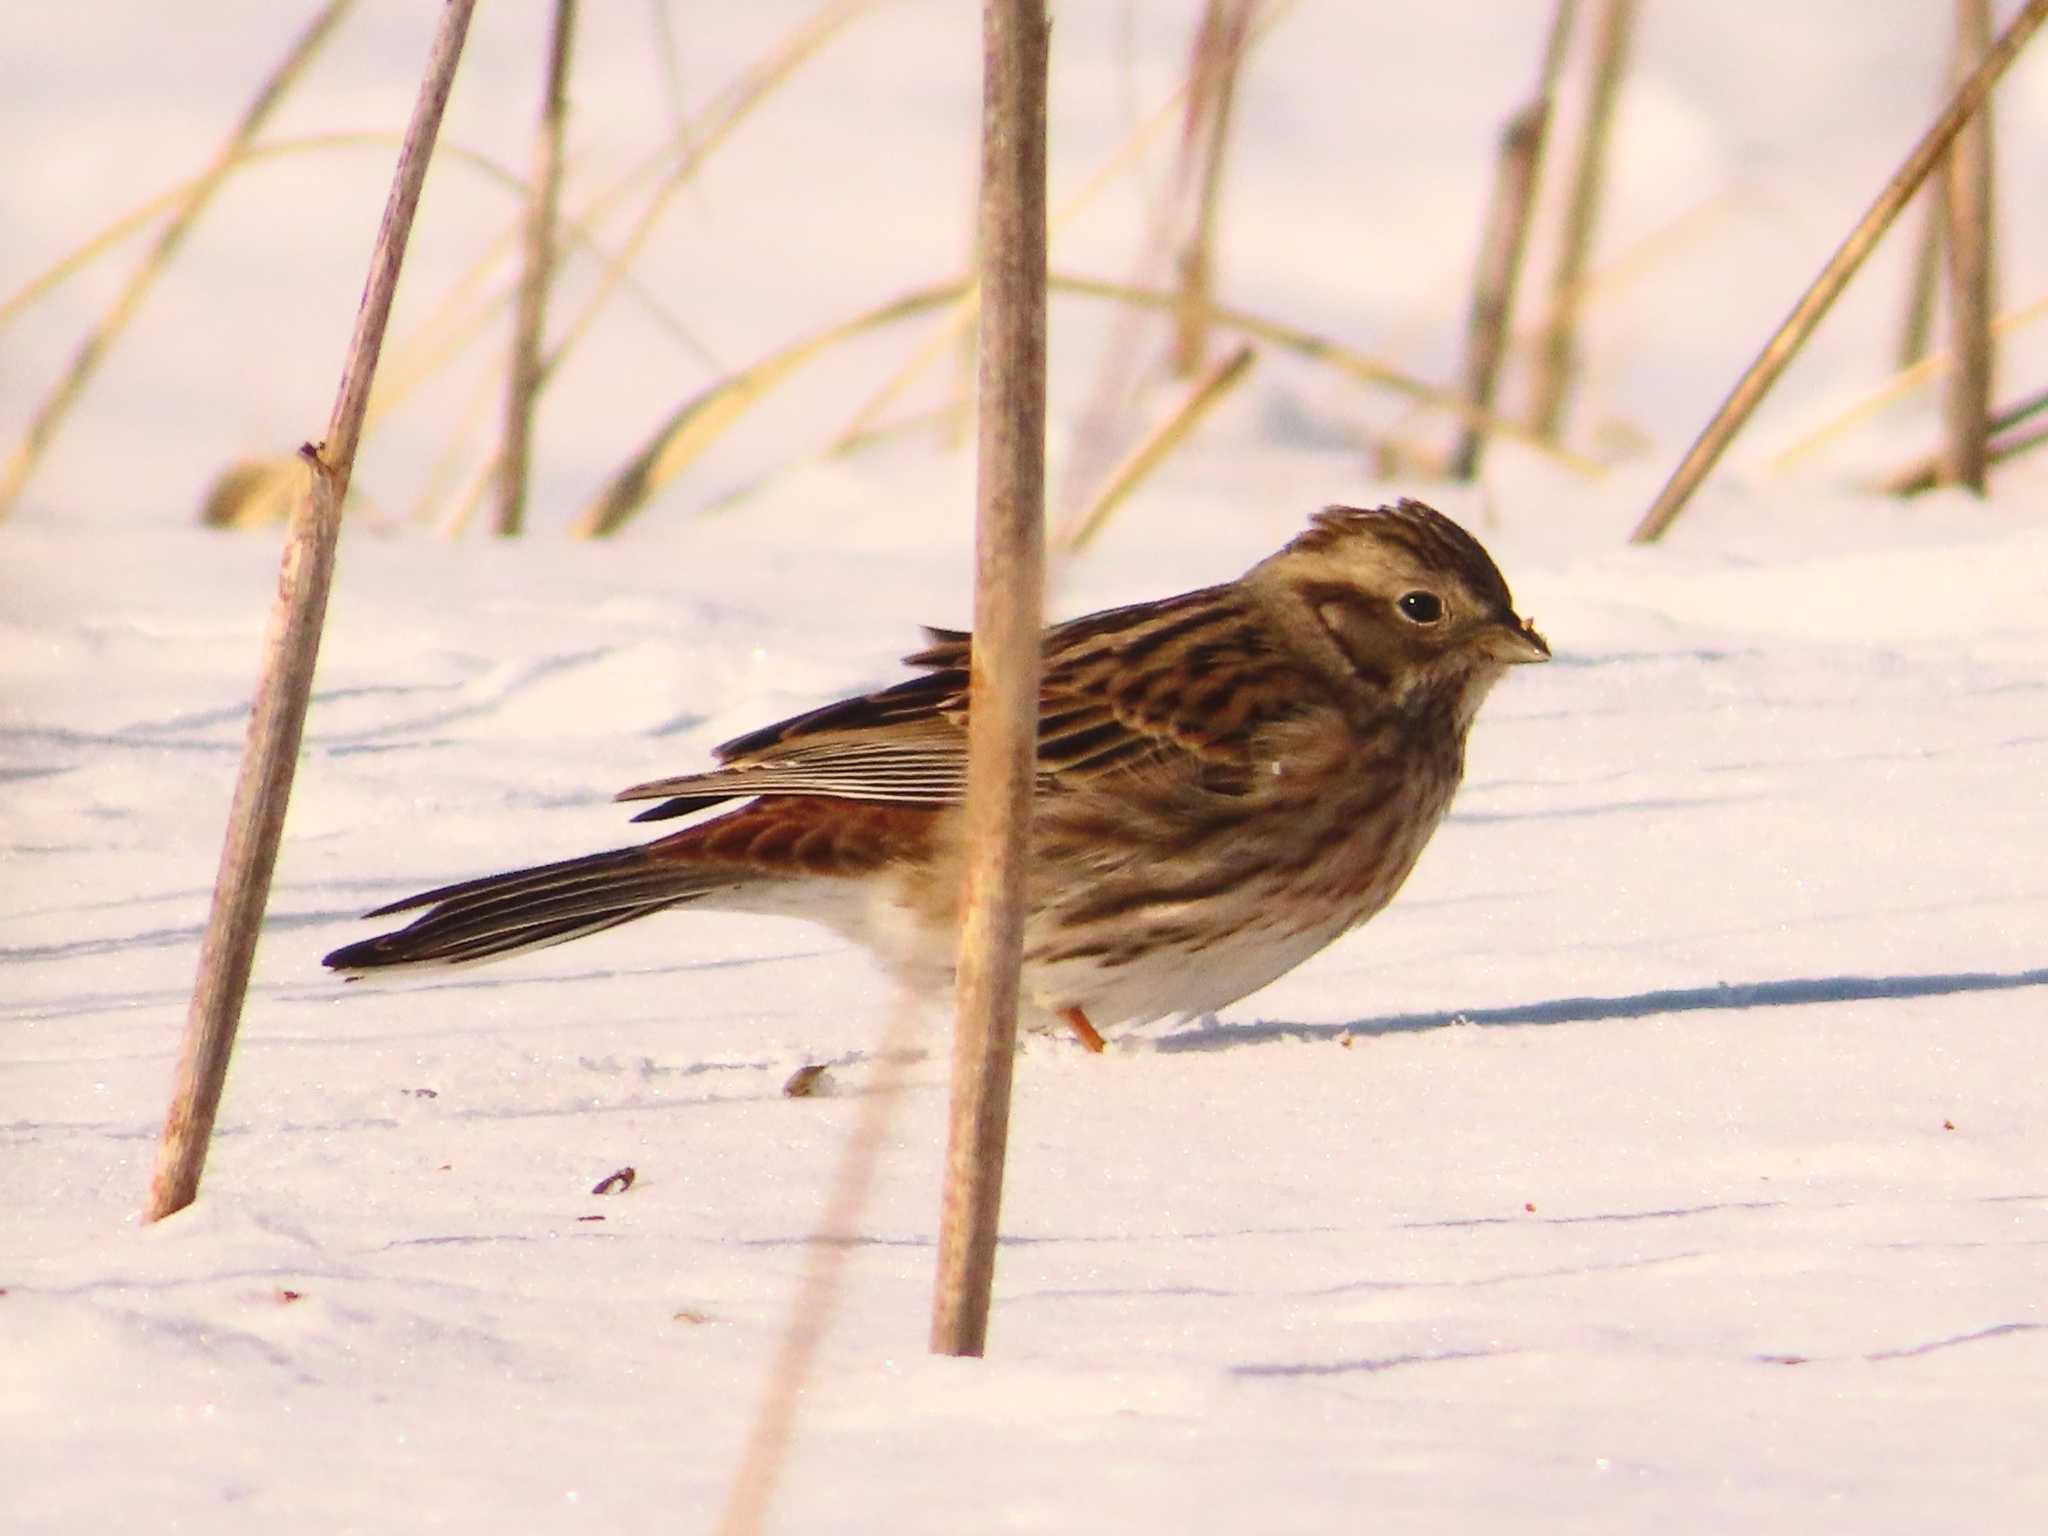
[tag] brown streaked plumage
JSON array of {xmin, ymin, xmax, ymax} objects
[{"xmin": 324, "ymin": 499, "xmax": 1548, "ymax": 1046}]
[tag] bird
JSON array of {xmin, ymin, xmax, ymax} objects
[{"xmin": 324, "ymin": 499, "xmax": 1548, "ymax": 1050}]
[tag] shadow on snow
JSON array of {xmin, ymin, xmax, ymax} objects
[{"xmin": 1154, "ymin": 964, "xmax": 2048, "ymax": 1052}]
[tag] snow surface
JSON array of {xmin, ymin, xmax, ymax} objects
[{"xmin": 5, "ymin": 4, "xmax": 2048, "ymax": 1533}]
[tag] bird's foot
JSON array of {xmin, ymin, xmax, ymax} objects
[{"xmin": 1060, "ymin": 1006, "xmax": 1106, "ymax": 1054}]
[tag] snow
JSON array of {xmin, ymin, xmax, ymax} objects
[{"xmin": 5, "ymin": 4, "xmax": 2048, "ymax": 1533}]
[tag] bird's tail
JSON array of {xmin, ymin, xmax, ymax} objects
[{"xmin": 322, "ymin": 843, "xmax": 736, "ymax": 972}]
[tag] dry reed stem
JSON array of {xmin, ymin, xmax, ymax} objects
[
  {"xmin": 1630, "ymin": 0, "xmax": 2048, "ymax": 543},
  {"xmin": 1055, "ymin": 342, "xmax": 1254, "ymax": 555},
  {"xmin": 1051, "ymin": 271, "xmax": 1606, "ymax": 473},
  {"xmin": 649, "ymin": 0, "xmax": 691, "ymax": 137},
  {"xmin": 1769, "ymin": 287, "xmax": 2048, "ymax": 473},
  {"xmin": 371, "ymin": 0, "xmax": 863, "ymax": 464},
  {"xmin": 1942, "ymin": 0, "xmax": 1997, "ymax": 492},
  {"xmin": 931, "ymin": 0, "xmax": 1049, "ymax": 1360},
  {"xmin": 1448, "ymin": 100, "xmax": 1550, "ymax": 480},
  {"xmin": 0, "ymin": 126, "xmax": 685, "ymax": 365},
  {"xmin": 0, "ymin": 0, "xmax": 355, "ymax": 520},
  {"xmin": 1051, "ymin": 0, "xmax": 1302, "ymax": 529},
  {"xmin": 0, "ymin": 132, "xmax": 525, "ymax": 331},
  {"xmin": 822, "ymin": 0, "xmax": 1297, "ymax": 462},
  {"xmin": 433, "ymin": 0, "xmax": 873, "ymax": 535},
  {"xmin": 1898, "ymin": 178, "xmax": 1947, "ymax": 369},
  {"xmin": 540, "ymin": 0, "xmax": 877, "ymax": 388},
  {"xmin": 1873, "ymin": 381, "xmax": 2048, "ymax": 495},
  {"xmin": 1526, "ymin": 0, "xmax": 1634, "ymax": 440},
  {"xmin": 495, "ymin": 0, "xmax": 578, "ymax": 536},
  {"xmin": 0, "ymin": 126, "xmax": 702, "ymax": 454},
  {"xmin": 1975, "ymin": 415, "xmax": 2048, "ymax": 471},
  {"xmin": 146, "ymin": 0, "xmax": 478, "ymax": 1223},
  {"xmin": 1170, "ymin": 0, "xmax": 1254, "ymax": 376},
  {"xmin": 587, "ymin": 267, "xmax": 1594, "ymax": 537},
  {"xmin": 365, "ymin": 153, "xmax": 718, "ymax": 439},
  {"xmin": 1449, "ymin": 0, "xmax": 1573, "ymax": 482},
  {"xmin": 710, "ymin": 1002, "xmax": 927, "ymax": 1536},
  {"xmin": 573, "ymin": 280, "xmax": 967, "ymax": 535}
]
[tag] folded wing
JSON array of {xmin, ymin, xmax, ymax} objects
[{"xmin": 615, "ymin": 584, "xmax": 1317, "ymax": 821}]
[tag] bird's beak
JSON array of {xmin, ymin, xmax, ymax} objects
[{"xmin": 1481, "ymin": 615, "xmax": 1550, "ymax": 664}]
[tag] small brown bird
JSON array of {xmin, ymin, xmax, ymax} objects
[{"xmin": 325, "ymin": 500, "xmax": 1548, "ymax": 1049}]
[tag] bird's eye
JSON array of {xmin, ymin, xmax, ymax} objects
[{"xmin": 1397, "ymin": 590, "xmax": 1444, "ymax": 624}]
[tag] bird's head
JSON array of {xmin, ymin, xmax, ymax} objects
[{"xmin": 1255, "ymin": 500, "xmax": 1548, "ymax": 717}]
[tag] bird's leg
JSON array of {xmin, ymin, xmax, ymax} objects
[{"xmin": 1060, "ymin": 1006, "xmax": 1106, "ymax": 1053}]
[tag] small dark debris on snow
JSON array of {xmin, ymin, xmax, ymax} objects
[
  {"xmin": 577, "ymin": 1214, "xmax": 606, "ymax": 1223},
  {"xmin": 591, "ymin": 1166, "xmax": 636, "ymax": 1196},
  {"xmin": 782, "ymin": 1064, "xmax": 830, "ymax": 1098},
  {"xmin": 276, "ymin": 1289, "xmax": 304, "ymax": 1304},
  {"xmin": 404, "ymin": 1087, "xmax": 439, "ymax": 1099},
  {"xmin": 673, "ymin": 1308, "xmax": 712, "ymax": 1326},
  {"xmin": 1944, "ymin": 1119, "xmax": 1956, "ymax": 1131}
]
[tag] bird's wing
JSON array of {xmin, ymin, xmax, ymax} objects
[{"xmin": 614, "ymin": 584, "xmax": 1319, "ymax": 820}]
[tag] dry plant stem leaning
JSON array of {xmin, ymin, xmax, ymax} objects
[
  {"xmin": 325, "ymin": 502, "xmax": 1550, "ymax": 1052},
  {"xmin": 1631, "ymin": 0, "xmax": 2048, "ymax": 542},
  {"xmin": 147, "ymin": 0, "xmax": 480, "ymax": 1222}
]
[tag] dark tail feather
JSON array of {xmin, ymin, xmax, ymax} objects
[{"xmin": 324, "ymin": 844, "xmax": 733, "ymax": 972}]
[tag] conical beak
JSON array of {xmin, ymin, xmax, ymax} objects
[{"xmin": 1481, "ymin": 615, "xmax": 1550, "ymax": 664}]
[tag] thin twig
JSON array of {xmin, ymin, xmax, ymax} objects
[
  {"xmin": 540, "ymin": 0, "xmax": 877, "ymax": 391},
  {"xmin": 1770, "ymin": 286, "xmax": 2048, "ymax": 474},
  {"xmin": 1055, "ymin": 343, "xmax": 1254, "ymax": 555},
  {"xmin": 378, "ymin": 0, "xmax": 864, "ymax": 459},
  {"xmin": 1941, "ymin": 0, "xmax": 1996, "ymax": 492},
  {"xmin": 572, "ymin": 280, "xmax": 967, "ymax": 536},
  {"xmin": 1872, "ymin": 381, "xmax": 2048, "ymax": 495},
  {"xmin": 0, "ymin": 0, "xmax": 356, "ymax": 520},
  {"xmin": 1631, "ymin": 0, "xmax": 2048, "ymax": 543},
  {"xmin": 1526, "ymin": 0, "xmax": 1634, "ymax": 440},
  {"xmin": 145, "ymin": 0, "xmax": 478, "ymax": 1224},
  {"xmin": 648, "ymin": 0, "xmax": 691, "ymax": 137},
  {"xmin": 496, "ymin": 0, "xmax": 578, "ymax": 535},
  {"xmin": 1049, "ymin": 271, "xmax": 1604, "ymax": 473},
  {"xmin": 1449, "ymin": 0, "xmax": 1574, "ymax": 480},
  {"xmin": 931, "ymin": 0, "xmax": 1049, "ymax": 1360}
]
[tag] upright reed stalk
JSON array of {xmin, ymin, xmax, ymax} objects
[
  {"xmin": 931, "ymin": 0, "xmax": 1050, "ymax": 1360},
  {"xmin": 1449, "ymin": 0, "xmax": 1574, "ymax": 481},
  {"xmin": 1526, "ymin": 0, "xmax": 1633, "ymax": 440},
  {"xmin": 495, "ymin": 0, "xmax": 578, "ymax": 535},
  {"xmin": 1170, "ymin": 0, "xmax": 1255, "ymax": 377},
  {"xmin": 1941, "ymin": 0, "xmax": 1997, "ymax": 492}
]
